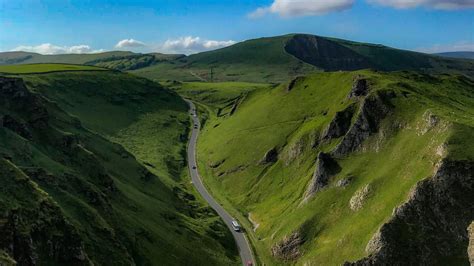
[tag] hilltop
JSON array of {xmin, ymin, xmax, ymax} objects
[
  {"xmin": 2, "ymin": 34, "xmax": 473, "ymax": 83},
  {"xmin": 176, "ymin": 70, "xmax": 474, "ymax": 265},
  {"xmin": 435, "ymin": 51, "xmax": 474, "ymax": 60},
  {"xmin": 0, "ymin": 51, "xmax": 184, "ymax": 71},
  {"xmin": 133, "ymin": 34, "xmax": 474, "ymax": 82},
  {"xmin": 0, "ymin": 65, "xmax": 238, "ymax": 265}
]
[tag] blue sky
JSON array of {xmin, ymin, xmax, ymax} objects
[{"xmin": 1, "ymin": 0, "xmax": 473, "ymax": 54}]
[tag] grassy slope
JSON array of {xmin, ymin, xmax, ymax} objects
[
  {"xmin": 0, "ymin": 63, "xmax": 106, "ymax": 74},
  {"xmin": 133, "ymin": 34, "xmax": 474, "ymax": 83},
  {"xmin": 3, "ymin": 35, "xmax": 473, "ymax": 83},
  {"xmin": 0, "ymin": 51, "xmax": 136, "ymax": 65},
  {"xmin": 0, "ymin": 70, "xmax": 238, "ymax": 265},
  {"xmin": 132, "ymin": 36, "xmax": 317, "ymax": 83},
  {"xmin": 0, "ymin": 52, "xmax": 184, "ymax": 72},
  {"xmin": 177, "ymin": 71, "xmax": 474, "ymax": 265}
]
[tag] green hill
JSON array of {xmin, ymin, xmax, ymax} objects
[
  {"xmin": 3, "ymin": 34, "xmax": 473, "ymax": 84},
  {"xmin": 0, "ymin": 51, "xmax": 184, "ymax": 71},
  {"xmin": 435, "ymin": 51, "xmax": 474, "ymax": 59},
  {"xmin": 0, "ymin": 67, "xmax": 238, "ymax": 265},
  {"xmin": 132, "ymin": 34, "xmax": 474, "ymax": 83},
  {"xmin": 0, "ymin": 51, "xmax": 134, "ymax": 65},
  {"xmin": 177, "ymin": 71, "xmax": 474, "ymax": 265},
  {"xmin": 0, "ymin": 63, "xmax": 106, "ymax": 74}
]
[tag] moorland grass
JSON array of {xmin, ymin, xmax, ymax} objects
[{"xmin": 0, "ymin": 63, "xmax": 106, "ymax": 74}]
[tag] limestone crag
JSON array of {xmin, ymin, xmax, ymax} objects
[
  {"xmin": 271, "ymin": 231, "xmax": 304, "ymax": 261},
  {"xmin": 332, "ymin": 91, "xmax": 392, "ymax": 157},
  {"xmin": 345, "ymin": 160, "xmax": 474, "ymax": 265},
  {"xmin": 303, "ymin": 152, "xmax": 341, "ymax": 202},
  {"xmin": 321, "ymin": 105, "xmax": 355, "ymax": 142}
]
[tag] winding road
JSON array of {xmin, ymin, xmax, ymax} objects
[{"xmin": 185, "ymin": 100, "xmax": 254, "ymax": 266}]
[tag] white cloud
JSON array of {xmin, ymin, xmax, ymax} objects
[
  {"xmin": 115, "ymin": 39, "xmax": 146, "ymax": 49},
  {"xmin": 159, "ymin": 36, "xmax": 236, "ymax": 54},
  {"xmin": 11, "ymin": 43, "xmax": 104, "ymax": 55},
  {"xmin": 417, "ymin": 41, "xmax": 474, "ymax": 53},
  {"xmin": 249, "ymin": 0, "xmax": 354, "ymax": 18},
  {"xmin": 368, "ymin": 0, "xmax": 474, "ymax": 10}
]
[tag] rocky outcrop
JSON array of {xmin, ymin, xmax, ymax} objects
[
  {"xmin": 0, "ymin": 159, "xmax": 91, "ymax": 265},
  {"xmin": 348, "ymin": 77, "xmax": 370, "ymax": 99},
  {"xmin": 336, "ymin": 177, "xmax": 353, "ymax": 188},
  {"xmin": 321, "ymin": 105, "xmax": 355, "ymax": 141},
  {"xmin": 1, "ymin": 115, "xmax": 32, "ymax": 139},
  {"xmin": 284, "ymin": 138, "xmax": 305, "ymax": 165},
  {"xmin": 271, "ymin": 231, "xmax": 304, "ymax": 261},
  {"xmin": 416, "ymin": 110, "xmax": 449, "ymax": 136},
  {"xmin": 0, "ymin": 207, "xmax": 90, "ymax": 266},
  {"xmin": 286, "ymin": 76, "xmax": 304, "ymax": 92},
  {"xmin": 349, "ymin": 184, "xmax": 372, "ymax": 211},
  {"xmin": 303, "ymin": 152, "xmax": 341, "ymax": 202},
  {"xmin": 345, "ymin": 160, "xmax": 474, "ymax": 265},
  {"xmin": 259, "ymin": 148, "xmax": 278, "ymax": 165},
  {"xmin": 0, "ymin": 77, "xmax": 49, "ymax": 129},
  {"xmin": 332, "ymin": 91, "xmax": 392, "ymax": 157}
]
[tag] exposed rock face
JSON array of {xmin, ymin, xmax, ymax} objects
[
  {"xmin": 417, "ymin": 110, "xmax": 447, "ymax": 136},
  {"xmin": 332, "ymin": 92, "xmax": 392, "ymax": 157},
  {"xmin": 0, "ymin": 160, "xmax": 91, "ymax": 265},
  {"xmin": 321, "ymin": 105, "xmax": 355, "ymax": 141},
  {"xmin": 0, "ymin": 77, "xmax": 49, "ymax": 129},
  {"xmin": 349, "ymin": 184, "xmax": 372, "ymax": 211},
  {"xmin": 348, "ymin": 77, "xmax": 370, "ymax": 99},
  {"xmin": 0, "ymin": 208, "xmax": 89, "ymax": 265},
  {"xmin": 303, "ymin": 152, "xmax": 341, "ymax": 202},
  {"xmin": 284, "ymin": 34, "xmax": 372, "ymax": 71},
  {"xmin": 1, "ymin": 115, "xmax": 32, "ymax": 139},
  {"xmin": 284, "ymin": 138, "xmax": 305, "ymax": 165},
  {"xmin": 260, "ymin": 148, "xmax": 279, "ymax": 164},
  {"xmin": 271, "ymin": 232, "xmax": 304, "ymax": 261},
  {"xmin": 336, "ymin": 177, "xmax": 353, "ymax": 188},
  {"xmin": 345, "ymin": 160, "xmax": 474, "ymax": 265},
  {"xmin": 286, "ymin": 76, "xmax": 304, "ymax": 92},
  {"xmin": 469, "ymin": 222, "xmax": 474, "ymax": 265}
]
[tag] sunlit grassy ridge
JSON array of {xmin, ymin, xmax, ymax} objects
[
  {"xmin": 133, "ymin": 34, "xmax": 474, "ymax": 83},
  {"xmin": 177, "ymin": 71, "xmax": 474, "ymax": 265},
  {"xmin": 0, "ymin": 70, "xmax": 238, "ymax": 265},
  {"xmin": 0, "ymin": 63, "xmax": 106, "ymax": 74}
]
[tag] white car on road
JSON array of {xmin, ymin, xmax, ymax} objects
[{"xmin": 231, "ymin": 220, "xmax": 241, "ymax": 232}]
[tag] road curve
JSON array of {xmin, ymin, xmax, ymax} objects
[{"xmin": 185, "ymin": 99, "xmax": 254, "ymax": 266}]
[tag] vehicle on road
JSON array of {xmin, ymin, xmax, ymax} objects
[
  {"xmin": 247, "ymin": 261, "xmax": 253, "ymax": 266},
  {"xmin": 231, "ymin": 220, "xmax": 241, "ymax": 232},
  {"xmin": 192, "ymin": 166, "xmax": 197, "ymax": 169}
]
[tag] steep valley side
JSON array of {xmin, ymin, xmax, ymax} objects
[
  {"xmin": 180, "ymin": 70, "xmax": 474, "ymax": 265},
  {"xmin": 0, "ymin": 73, "xmax": 239, "ymax": 265}
]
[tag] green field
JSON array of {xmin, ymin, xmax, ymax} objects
[
  {"xmin": 175, "ymin": 71, "xmax": 474, "ymax": 265},
  {"xmin": 0, "ymin": 63, "xmax": 106, "ymax": 74},
  {"xmin": 0, "ymin": 71, "xmax": 238, "ymax": 265}
]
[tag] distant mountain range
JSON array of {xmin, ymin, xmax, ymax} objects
[
  {"xmin": 2, "ymin": 34, "xmax": 473, "ymax": 82},
  {"xmin": 434, "ymin": 51, "xmax": 474, "ymax": 59}
]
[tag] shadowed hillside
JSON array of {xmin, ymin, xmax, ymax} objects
[{"xmin": 0, "ymin": 68, "xmax": 239, "ymax": 265}]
